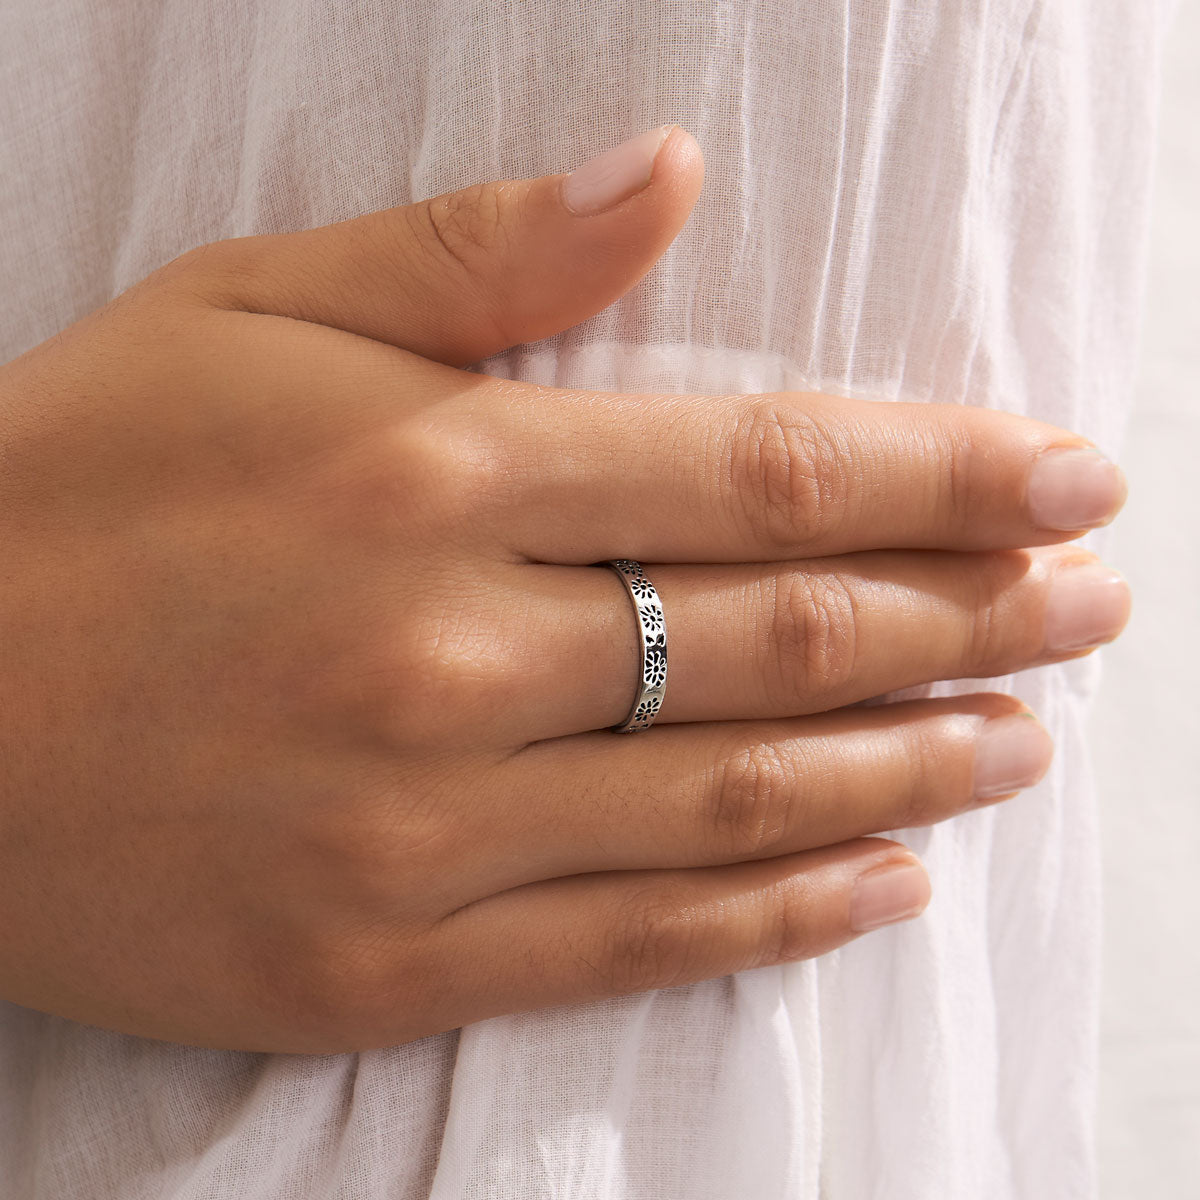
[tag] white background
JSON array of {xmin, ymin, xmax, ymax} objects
[{"xmin": 1093, "ymin": 1, "xmax": 1200, "ymax": 1193}]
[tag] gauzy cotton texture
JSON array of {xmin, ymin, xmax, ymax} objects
[{"xmin": 0, "ymin": 1, "xmax": 1176, "ymax": 1197}]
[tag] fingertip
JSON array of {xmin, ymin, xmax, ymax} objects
[
  {"xmin": 1026, "ymin": 445, "xmax": 1129, "ymax": 532},
  {"xmin": 971, "ymin": 710, "xmax": 1056, "ymax": 802},
  {"xmin": 557, "ymin": 122, "xmax": 703, "ymax": 224},
  {"xmin": 848, "ymin": 851, "xmax": 931, "ymax": 933},
  {"xmin": 654, "ymin": 124, "xmax": 705, "ymax": 208}
]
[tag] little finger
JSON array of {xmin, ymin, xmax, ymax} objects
[{"xmin": 415, "ymin": 838, "xmax": 931, "ymax": 1031}]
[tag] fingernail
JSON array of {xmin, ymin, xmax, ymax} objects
[
  {"xmin": 1026, "ymin": 446, "xmax": 1128, "ymax": 531},
  {"xmin": 561, "ymin": 125, "xmax": 674, "ymax": 216},
  {"xmin": 1043, "ymin": 561, "xmax": 1132, "ymax": 652},
  {"xmin": 972, "ymin": 712, "xmax": 1054, "ymax": 800},
  {"xmin": 849, "ymin": 860, "xmax": 930, "ymax": 933}
]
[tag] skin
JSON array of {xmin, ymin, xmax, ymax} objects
[{"xmin": 0, "ymin": 128, "xmax": 1130, "ymax": 1053}]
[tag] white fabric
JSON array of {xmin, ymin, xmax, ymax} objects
[
  {"xmin": 0, "ymin": 1, "xmax": 1176, "ymax": 1196},
  {"xmin": 1093, "ymin": 7, "xmax": 1200, "ymax": 1190}
]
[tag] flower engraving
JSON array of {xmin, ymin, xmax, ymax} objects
[
  {"xmin": 643, "ymin": 638, "xmax": 667, "ymax": 687},
  {"xmin": 639, "ymin": 602, "xmax": 664, "ymax": 634}
]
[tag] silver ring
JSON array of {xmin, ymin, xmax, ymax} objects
[{"xmin": 601, "ymin": 559, "xmax": 667, "ymax": 733}]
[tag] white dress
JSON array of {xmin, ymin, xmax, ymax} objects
[{"xmin": 0, "ymin": 2, "xmax": 1177, "ymax": 1196}]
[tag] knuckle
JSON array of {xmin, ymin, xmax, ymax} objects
[
  {"xmin": 889, "ymin": 722, "xmax": 954, "ymax": 829},
  {"xmin": 235, "ymin": 907, "xmax": 386, "ymax": 1045},
  {"xmin": 152, "ymin": 241, "xmax": 226, "ymax": 282},
  {"xmin": 732, "ymin": 400, "xmax": 850, "ymax": 552},
  {"xmin": 758, "ymin": 882, "xmax": 818, "ymax": 966},
  {"xmin": 959, "ymin": 553, "xmax": 1029, "ymax": 674},
  {"xmin": 395, "ymin": 618, "xmax": 501, "ymax": 744},
  {"xmin": 404, "ymin": 185, "xmax": 526, "ymax": 347},
  {"xmin": 712, "ymin": 740, "xmax": 799, "ymax": 858},
  {"xmin": 941, "ymin": 426, "xmax": 978, "ymax": 529},
  {"xmin": 148, "ymin": 237, "xmax": 276, "ymax": 310},
  {"xmin": 343, "ymin": 595, "xmax": 504, "ymax": 749},
  {"xmin": 415, "ymin": 181, "xmax": 522, "ymax": 275},
  {"xmin": 346, "ymin": 411, "xmax": 505, "ymax": 552},
  {"xmin": 964, "ymin": 591, "xmax": 1005, "ymax": 674},
  {"xmin": 766, "ymin": 570, "xmax": 860, "ymax": 703},
  {"xmin": 300, "ymin": 919, "xmax": 426, "ymax": 1036},
  {"xmin": 266, "ymin": 827, "xmax": 450, "ymax": 1041},
  {"xmin": 306, "ymin": 924, "xmax": 390, "ymax": 1016},
  {"xmin": 324, "ymin": 777, "xmax": 460, "ymax": 890},
  {"xmin": 381, "ymin": 412, "xmax": 501, "ymax": 523},
  {"xmin": 602, "ymin": 885, "xmax": 708, "ymax": 995}
]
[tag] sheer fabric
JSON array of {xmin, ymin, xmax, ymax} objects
[{"xmin": 0, "ymin": 2, "xmax": 1175, "ymax": 1196}]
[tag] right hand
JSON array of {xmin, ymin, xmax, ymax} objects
[{"xmin": 0, "ymin": 125, "xmax": 1130, "ymax": 1053}]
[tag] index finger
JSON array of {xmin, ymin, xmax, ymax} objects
[{"xmin": 417, "ymin": 371, "xmax": 1129, "ymax": 562}]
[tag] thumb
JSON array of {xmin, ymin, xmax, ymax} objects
[{"xmin": 172, "ymin": 124, "xmax": 704, "ymax": 367}]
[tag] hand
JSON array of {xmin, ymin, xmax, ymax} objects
[{"xmin": 0, "ymin": 126, "xmax": 1129, "ymax": 1052}]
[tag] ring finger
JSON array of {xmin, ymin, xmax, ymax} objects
[
  {"xmin": 439, "ymin": 693, "xmax": 1052, "ymax": 905},
  {"xmin": 492, "ymin": 544, "xmax": 1129, "ymax": 742}
]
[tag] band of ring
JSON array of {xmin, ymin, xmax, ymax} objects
[{"xmin": 602, "ymin": 559, "xmax": 668, "ymax": 733}]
